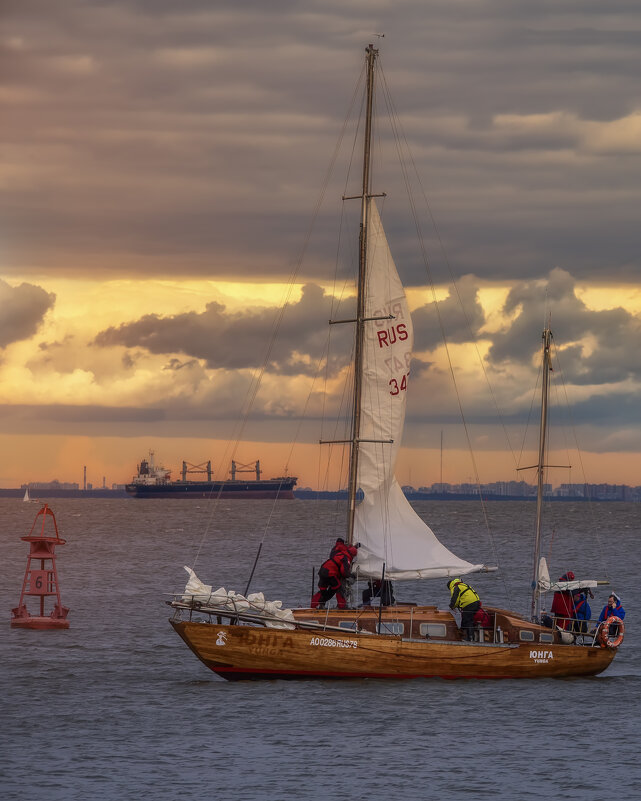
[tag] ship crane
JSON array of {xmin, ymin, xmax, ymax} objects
[
  {"xmin": 230, "ymin": 460, "xmax": 261, "ymax": 481},
  {"xmin": 181, "ymin": 461, "xmax": 212, "ymax": 482}
]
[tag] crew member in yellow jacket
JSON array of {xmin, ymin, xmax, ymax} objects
[{"xmin": 447, "ymin": 578, "xmax": 481, "ymax": 641}]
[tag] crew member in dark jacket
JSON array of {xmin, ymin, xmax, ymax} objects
[
  {"xmin": 447, "ymin": 578, "xmax": 481, "ymax": 641},
  {"xmin": 311, "ymin": 538, "xmax": 358, "ymax": 609},
  {"xmin": 362, "ymin": 579, "xmax": 395, "ymax": 606}
]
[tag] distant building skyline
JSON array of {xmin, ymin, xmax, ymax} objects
[{"xmin": 402, "ymin": 481, "xmax": 641, "ymax": 502}]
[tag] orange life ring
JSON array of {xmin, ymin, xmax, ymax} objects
[{"xmin": 597, "ymin": 616, "xmax": 625, "ymax": 649}]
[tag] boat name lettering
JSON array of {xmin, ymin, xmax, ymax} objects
[
  {"xmin": 310, "ymin": 636, "xmax": 358, "ymax": 649},
  {"xmin": 529, "ymin": 649, "xmax": 554, "ymax": 664},
  {"xmin": 377, "ymin": 323, "xmax": 408, "ymax": 349},
  {"xmin": 242, "ymin": 632, "xmax": 294, "ymax": 649}
]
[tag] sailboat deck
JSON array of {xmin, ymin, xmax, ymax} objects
[{"xmin": 292, "ymin": 603, "xmax": 593, "ymax": 647}]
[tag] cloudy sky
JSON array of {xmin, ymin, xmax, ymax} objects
[{"xmin": 2, "ymin": 0, "xmax": 641, "ymax": 489}]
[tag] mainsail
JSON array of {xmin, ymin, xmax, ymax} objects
[{"xmin": 353, "ymin": 201, "xmax": 487, "ymax": 580}]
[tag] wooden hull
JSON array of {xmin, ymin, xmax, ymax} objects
[{"xmin": 170, "ymin": 619, "xmax": 615, "ymax": 680}]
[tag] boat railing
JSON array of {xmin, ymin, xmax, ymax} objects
[{"xmin": 168, "ymin": 597, "xmax": 373, "ymax": 635}]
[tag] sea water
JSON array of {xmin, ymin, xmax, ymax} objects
[{"xmin": 0, "ymin": 499, "xmax": 639, "ymax": 801}]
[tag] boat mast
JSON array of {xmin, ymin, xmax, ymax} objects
[
  {"xmin": 346, "ymin": 44, "xmax": 378, "ymax": 545},
  {"xmin": 530, "ymin": 325, "xmax": 552, "ymax": 621}
]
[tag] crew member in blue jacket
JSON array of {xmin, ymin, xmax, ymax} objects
[
  {"xmin": 597, "ymin": 592, "xmax": 625, "ymax": 630},
  {"xmin": 572, "ymin": 590, "xmax": 592, "ymax": 633}
]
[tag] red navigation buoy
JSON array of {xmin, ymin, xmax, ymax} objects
[{"xmin": 11, "ymin": 504, "xmax": 70, "ymax": 629}]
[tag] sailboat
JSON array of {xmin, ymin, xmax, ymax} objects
[
  {"xmin": 169, "ymin": 45, "xmax": 621, "ymax": 679},
  {"xmin": 23, "ymin": 488, "xmax": 30, "ymax": 502}
]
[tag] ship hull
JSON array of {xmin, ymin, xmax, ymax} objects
[
  {"xmin": 125, "ymin": 480, "xmax": 296, "ymax": 499},
  {"xmin": 170, "ymin": 618, "xmax": 615, "ymax": 680}
]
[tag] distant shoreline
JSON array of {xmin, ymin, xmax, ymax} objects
[{"xmin": 0, "ymin": 487, "xmax": 637, "ymax": 501}]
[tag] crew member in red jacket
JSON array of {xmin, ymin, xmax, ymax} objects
[
  {"xmin": 311, "ymin": 538, "xmax": 359, "ymax": 609},
  {"xmin": 551, "ymin": 571, "xmax": 576, "ymax": 629}
]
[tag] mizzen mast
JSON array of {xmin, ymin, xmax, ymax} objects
[{"xmin": 530, "ymin": 325, "xmax": 553, "ymax": 620}]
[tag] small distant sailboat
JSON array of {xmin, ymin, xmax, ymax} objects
[{"xmin": 23, "ymin": 488, "xmax": 31, "ymax": 503}]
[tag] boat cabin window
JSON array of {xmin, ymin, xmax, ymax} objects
[
  {"xmin": 419, "ymin": 623, "xmax": 447, "ymax": 638},
  {"xmin": 539, "ymin": 632, "xmax": 554, "ymax": 643},
  {"xmin": 519, "ymin": 630, "xmax": 535, "ymax": 642},
  {"xmin": 377, "ymin": 622, "xmax": 404, "ymax": 636},
  {"xmin": 338, "ymin": 621, "xmax": 357, "ymax": 630}
]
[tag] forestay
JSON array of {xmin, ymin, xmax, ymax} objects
[{"xmin": 353, "ymin": 201, "xmax": 489, "ymax": 580}]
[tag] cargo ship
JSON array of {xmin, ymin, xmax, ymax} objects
[{"xmin": 125, "ymin": 452, "xmax": 297, "ymax": 499}]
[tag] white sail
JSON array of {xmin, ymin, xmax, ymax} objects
[
  {"xmin": 23, "ymin": 488, "xmax": 30, "ymax": 502},
  {"xmin": 354, "ymin": 201, "xmax": 487, "ymax": 580}
]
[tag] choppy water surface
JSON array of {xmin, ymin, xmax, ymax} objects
[{"xmin": 1, "ymin": 499, "xmax": 639, "ymax": 800}]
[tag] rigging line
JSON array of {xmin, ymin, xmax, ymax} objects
[
  {"xmin": 378, "ymin": 69, "xmax": 520, "ymax": 473},
  {"xmin": 517, "ymin": 359, "xmax": 542, "ymax": 473},
  {"xmin": 234, "ymin": 62, "xmax": 365, "ymax": 460},
  {"xmin": 300, "ymin": 73, "xmax": 369, "ymax": 586},
  {"xmin": 378, "ymin": 63, "xmax": 507, "ymax": 599},
  {"xmin": 550, "ymin": 341, "xmax": 610, "ymax": 582},
  {"xmin": 232, "ymin": 77, "xmax": 365, "ymax": 454},
  {"xmin": 532, "ymin": 378, "xmax": 553, "ymax": 591},
  {"xmin": 191, "ymin": 67, "xmax": 367, "ymax": 571}
]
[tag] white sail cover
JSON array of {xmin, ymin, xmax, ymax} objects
[
  {"xmin": 353, "ymin": 202, "xmax": 488, "ymax": 580},
  {"xmin": 181, "ymin": 566, "xmax": 296, "ymax": 629},
  {"xmin": 536, "ymin": 557, "xmax": 599, "ymax": 593}
]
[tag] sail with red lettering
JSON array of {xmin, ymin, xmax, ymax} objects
[{"xmin": 354, "ymin": 201, "xmax": 486, "ymax": 580}]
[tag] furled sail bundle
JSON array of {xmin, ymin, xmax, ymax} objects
[{"xmin": 353, "ymin": 202, "xmax": 489, "ymax": 580}]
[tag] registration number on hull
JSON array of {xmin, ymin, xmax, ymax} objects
[{"xmin": 310, "ymin": 636, "xmax": 358, "ymax": 649}]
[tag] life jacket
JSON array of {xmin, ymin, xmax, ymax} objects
[
  {"xmin": 604, "ymin": 602, "xmax": 624, "ymax": 620},
  {"xmin": 317, "ymin": 555, "xmax": 343, "ymax": 586},
  {"xmin": 473, "ymin": 606, "xmax": 491, "ymax": 628},
  {"xmin": 451, "ymin": 581, "xmax": 480, "ymax": 609},
  {"xmin": 573, "ymin": 595, "xmax": 591, "ymax": 621}
]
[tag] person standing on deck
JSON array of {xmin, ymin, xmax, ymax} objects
[
  {"xmin": 311, "ymin": 539, "xmax": 358, "ymax": 609},
  {"xmin": 362, "ymin": 579, "xmax": 396, "ymax": 606},
  {"xmin": 551, "ymin": 571, "xmax": 576, "ymax": 630},
  {"xmin": 447, "ymin": 578, "xmax": 481, "ymax": 641},
  {"xmin": 572, "ymin": 590, "xmax": 592, "ymax": 633}
]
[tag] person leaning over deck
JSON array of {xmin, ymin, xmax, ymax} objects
[
  {"xmin": 447, "ymin": 578, "xmax": 481, "ymax": 641},
  {"xmin": 310, "ymin": 538, "xmax": 358, "ymax": 610}
]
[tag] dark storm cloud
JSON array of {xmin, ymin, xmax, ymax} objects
[
  {"xmin": 94, "ymin": 283, "xmax": 353, "ymax": 375},
  {"xmin": 412, "ymin": 275, "xmax": 485, "ymax": 349},
  {"xmin": 0, "ymin": 403, "xmax": 165, "ymax": 425},
  {"xmin": 487, "ymin": 268, "xmax": 641, "ymax": 385},
  {"xmin": 3, "ymin": 1, "xmax": 641, "ymax": 283},
  {"xmin": 0, "ymin": 279, "xmax": 55, "ymax": 348}
]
